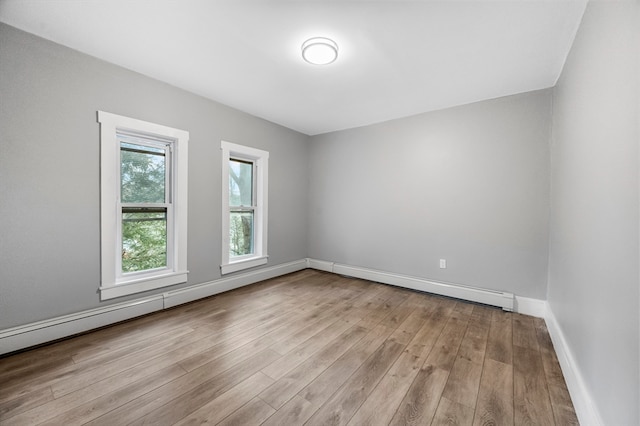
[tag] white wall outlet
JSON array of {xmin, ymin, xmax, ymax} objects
[{"xmin": 439, "ymin": 259, "xmax": 447, "ymax": 269}]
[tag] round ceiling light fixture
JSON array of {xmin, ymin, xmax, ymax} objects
[{"xmin": 301, "ymin": 37, "xmax": 338, "ymax": 65}]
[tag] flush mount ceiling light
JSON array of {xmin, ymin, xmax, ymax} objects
[{"xmin": 301, "ymin": 37, "xmax": 338, "ymax": 65}]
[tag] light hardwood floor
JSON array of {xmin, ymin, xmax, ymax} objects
[{"xmin": 0, "ymin": 269, "xmax": 578, "ymax": 425}]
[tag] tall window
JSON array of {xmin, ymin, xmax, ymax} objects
[
  {"xmin": 99, "ymin": 112, "xmax": 189, "ymax": 300},
  {"xmin": 221, "ymin": 141, "xmax": 268, "ymax": 274},
  {"xmin": 229, "ymin": 158, "xmax": 254, "ymax": 257},
  {"xmin": 119, "ymin": 136, "xmax": 171, "ymax": 274}
]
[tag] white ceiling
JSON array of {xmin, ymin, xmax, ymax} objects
[{"xmin": 0, "ymin": 0, "xmax": 586, "ymax": 135}]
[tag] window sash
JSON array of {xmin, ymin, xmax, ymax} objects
[
  {"xmin": 229, "ymin": 156, "xmax": 256, "ymax": 258},
  {"xmin": 118, "ymin": 204, "xmax": 173, "ymax": 278},
  {"xmin": 119, "ymin": 135, "xmax": 172, "ymax": 204},
  {"xmin": 229, "ymin": 158, "xmax": 254, "ymax": 208},
  {"xmin": 116, "ymin": 134, "xmax": 175, "ymax": 281}
]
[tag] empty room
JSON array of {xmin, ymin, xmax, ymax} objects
[{"xmin": 0, "ymin": 1, "xmax": 638, "ymax": 425}]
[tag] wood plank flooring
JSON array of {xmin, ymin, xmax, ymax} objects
[{"xmin": 0, "ymin": 270, "xmax": 579, "ymax": 425}]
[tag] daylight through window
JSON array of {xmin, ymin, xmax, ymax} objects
[
  {"xmin": 221, "ymin": 141, "xmax": 268, "ymax": 275},
  {"xmin": 229, "ymin": 158, "xmax": 254, "ymax": 257},
  {"xmin": 119, "ymin": 137, "xmax": 171, "ymax": 274},
  {"xmin": 99, "ymin": 111, "xmax": 189, "ymax": 300}
]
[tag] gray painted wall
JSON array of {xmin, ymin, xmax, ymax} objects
[
  {"xmin": 0, "ymin": 23, "xmax": 310, "ymax": 329},
  {"xmin": 548, "ymin": 2, "xmax": 639, "ymax": 425},
  {"xmin": 308, "ymin": 90, "xmax": 552, "ymax": 299}
]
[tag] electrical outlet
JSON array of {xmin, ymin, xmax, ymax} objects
[{"xmin": 439, "ymin": 259, "xmax": 447, "ymax": 269}]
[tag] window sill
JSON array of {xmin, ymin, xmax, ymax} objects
[
  {"xmin": 100, "ymin": 270, "xmax": 188, "ymax": 300},
  {"xmin": 221, "ymin": 256, "xmax": 268, "ymax": 275}
]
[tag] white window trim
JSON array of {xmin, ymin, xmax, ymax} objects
[
  {"xmin": 98, "ymin": 111, "xmax": 189, "ymax": 300},
  {"xmin": 221, "ymin": 141, "xmax": 269, "ymax": 275}
]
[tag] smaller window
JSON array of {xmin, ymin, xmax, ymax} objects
[
  {"xmin": 221, "ymin": 141, "xmax": 269, "ymax": 274},
  {"xmin": 229, "ymin": 158, "xmax": 255, "ymax": 258}
]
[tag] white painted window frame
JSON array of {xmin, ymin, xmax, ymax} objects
[
  {"xmin": 98, "ymin": 111, "xmax": 189, "ymax": 300},
  {"xmin": 221, "ymin": 141, "xmax": 269, "ymax": 275}
]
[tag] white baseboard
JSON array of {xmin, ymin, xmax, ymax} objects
[
  {"xmin": 163, "ymin": 259, "xmax": 307, "ymax": 308},
  {"xmin": 545, "ymin": 306, "xmax": 604, "ymax": 426},
  {"xmin": 0, "ymin": 259, "xmax": 307, "ymax": 356},
  {"xmin": 305, "ymin": 258, "xmax": 334, "ymax": 272},
  {"xmin": 0, "ymin": 258, "xmax": 548, "ymax": 356},
  {"xmin": 514, "ymin": 296, "xmax": 548, "ymax": 317},
  {"xmin": 305, "ymin": 259, "xmax": 515, "ymax": 311},
  {"xmin": 0, "ymin": 296, "xmax": 164, "ymax": 356}
]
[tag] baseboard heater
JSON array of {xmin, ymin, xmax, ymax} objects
[
  {"xmin": 0, "ymin": 259, "xmax": 513, "ymax": 356},
  {"xmin": 306, "ymin": 259, "xmax": 514, "ymax": 311},
  {"xmin": 0, "ymin": 259, "xmax": 308, "ymax": 356}
]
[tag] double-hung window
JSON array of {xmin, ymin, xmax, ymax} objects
[
  {"xmin": 221, "ymin": 141, "xmax": 269, "ymax": 274},
  {"xmin": 99, "ymin": 111, "xmax": 189, "ymax": 300}
]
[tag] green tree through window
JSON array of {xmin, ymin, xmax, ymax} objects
[
  {"xmin": 229, "ymin": 158, "xmax": 254, "ymax": 257},
  {"xmin": 120, "ymin": 141, "xmax": 169, "ymax": 272}
]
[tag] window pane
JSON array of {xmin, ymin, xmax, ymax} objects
[
  {"xmin": 122, "ymin": 208, "xmax": 167, "ymax": 272},
  {"xmin": 229, "ymin": 211, "xmax": 254, "ymax": 257},
  {"xmin": 121, "ymin": 142, "xmax": 166, "ymax": 203},
  {"xmin": 229, "ymin": 159, "xmax": 253, "ymax": 207}
]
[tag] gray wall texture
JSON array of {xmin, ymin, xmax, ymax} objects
[
  {"xmin": 308, "ymin": 90, "xmax": 552, "ymax": 299},
  {"xmin": 0, "ymin": 23, "xmax": 310, "ymax": 329},
  {"xmin": 548, "ymin": 1, "xmax": 639, "ymax": 425}
]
